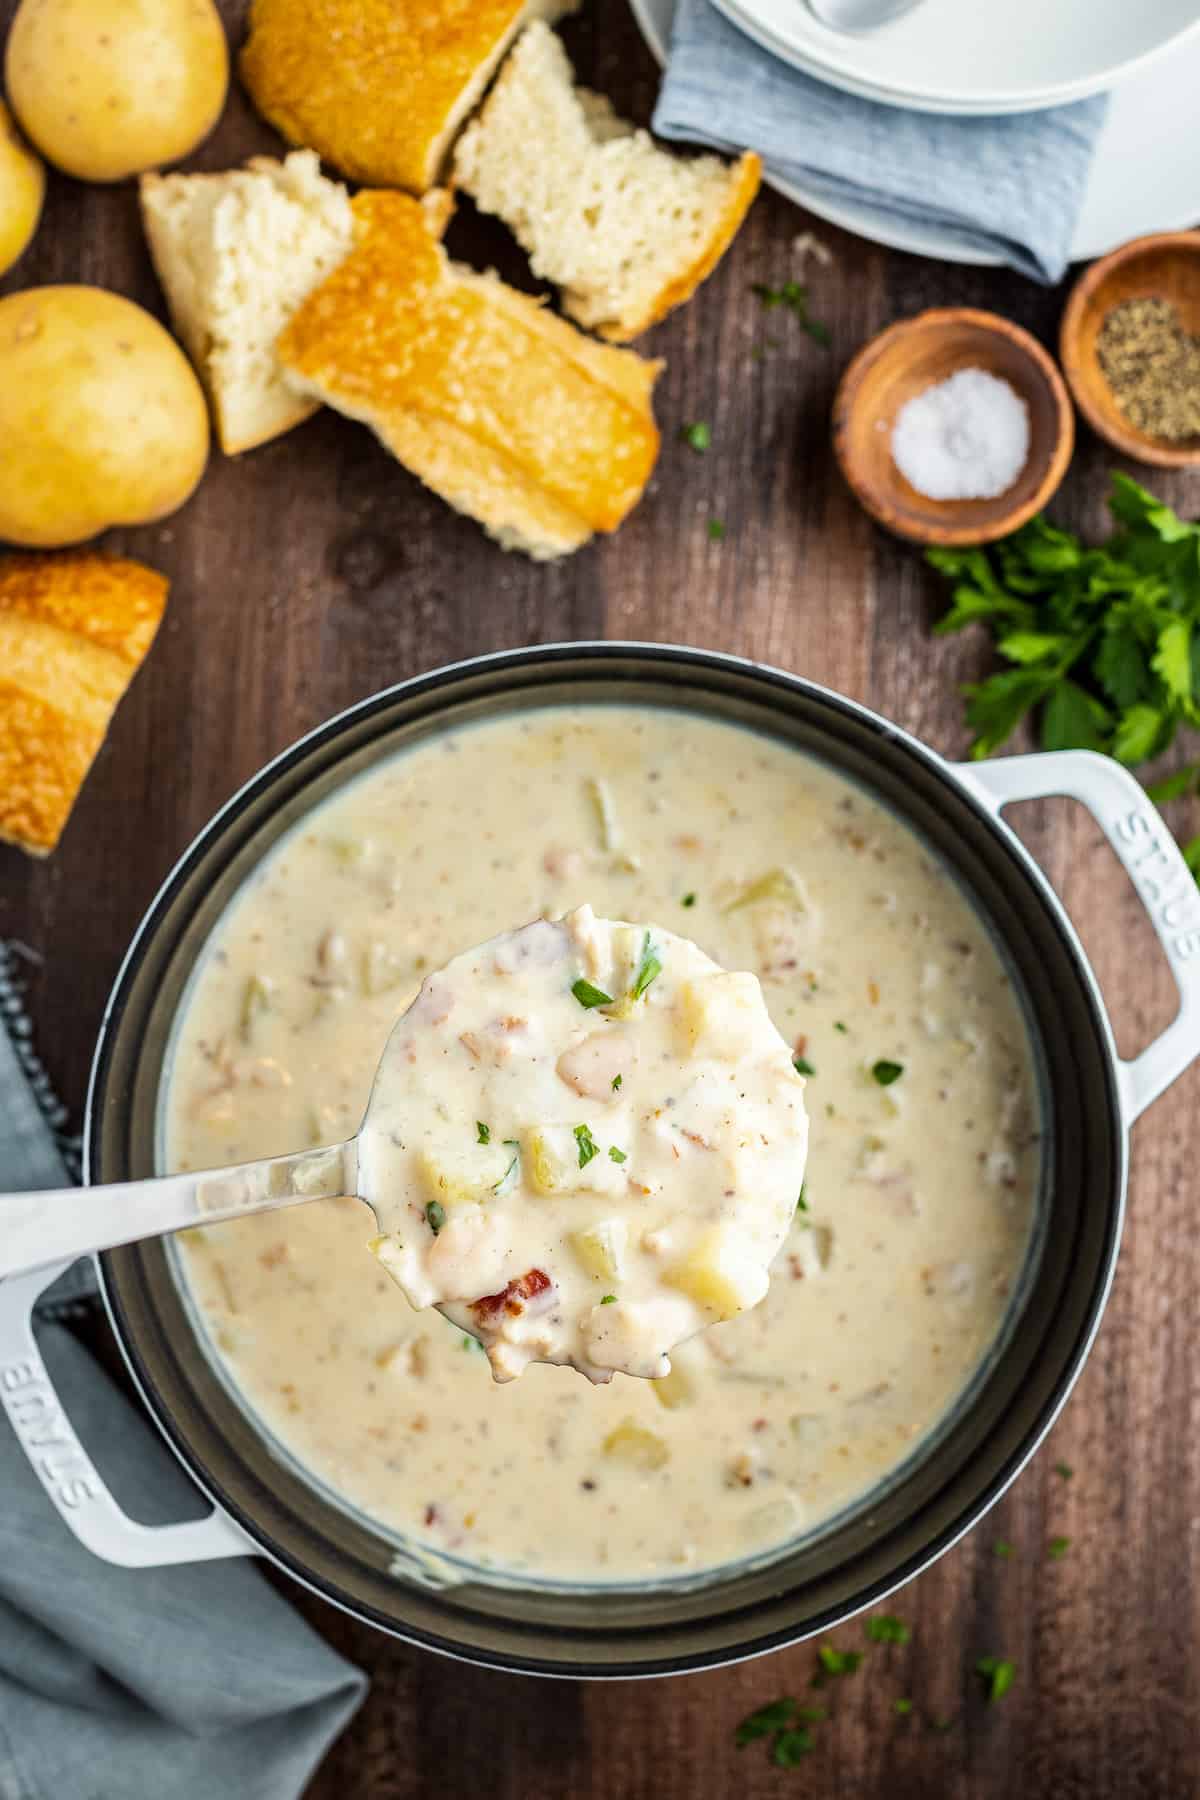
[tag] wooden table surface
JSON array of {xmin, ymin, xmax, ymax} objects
[{"xmin": 3, "ymin": 3, "xmax": 1199, "ymax": 1794}]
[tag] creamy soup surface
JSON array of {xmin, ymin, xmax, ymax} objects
[{"xmin": 167, "ymin": 706, "xmax": 1040, "ymax": 1582}]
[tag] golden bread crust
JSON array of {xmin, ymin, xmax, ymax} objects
[
  {"xmin": 0, "ymin": 554, "xmax": 167, "ymax": 857},
  {"xmin": 239, "ymin": 0, "xmax": 568, "ymax": 192},
  {"xmin": 278, "ymin": 190, "xmax": 661, "ymax": 550}
]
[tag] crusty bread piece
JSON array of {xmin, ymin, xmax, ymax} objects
[
  {"xmin": 452, "ymin": 21, "xmax": 761, "ymax": 342},
  {"xmin": 239, "ymin": 0, "xmax": 576, "ymax": 194},
  {"xmin": 0, "ymin": 555, "xmax": 167, "ymax": 858},
  {"xmin": 277, "ymin": 190, "xmax": 661, "ymax": 559},
  {"xmin": 140, "ymin": 152, "xmax": 354, "ymax": 455}
]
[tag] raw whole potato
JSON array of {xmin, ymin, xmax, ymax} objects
[
  {"xmin": 0, "ymin": 285, "xmax": 209, "ymax": 547},
  {"xmin": 0, "ymin": 99, "xmax": 44, "ymax": 276},
  {"xmin": 5, "ymin": 0, "xmax": 229, "ymax": 183}
]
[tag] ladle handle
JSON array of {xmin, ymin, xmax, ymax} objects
[{"xmin": 0, "ymin": 1140, "xmax": 358, "ymax": 1281}]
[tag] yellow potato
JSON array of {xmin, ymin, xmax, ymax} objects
[
  {"xmin": 5, "ymin": 0, "xmax": 229, "ymax": 183},
  {"xmin": 0, "ymin": 99, "xmax": 44, "ymax": 277},
  {"xmin": 0, "ymin": 285, "xmax": 209, "ymax": 547}
]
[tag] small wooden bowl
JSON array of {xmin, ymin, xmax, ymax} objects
[
  {"xmin": 832, "ymin": 308, "xmax": 1074, "ymax": 547},
  {"xmin": 1060, "ymin": 230, "xmax": 1200, "ymax": 469}
]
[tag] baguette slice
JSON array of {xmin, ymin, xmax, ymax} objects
[
  {"xmin": 452, "ymin": 20, "xmax": 761, "ymax": 341},
  {"xmin": 240, "ymin": 0, "xmax": 575, "ymax": 194},
  {"xmin": 0, "ymin": 554, "xmax": 167, "ymax": 858},
  {"xmin": 277, "ymin": 190, "xmax": 662, "ymax": 559},
  {"xmin": 140, "ymin": 152, "xmax": 354, "ymax": 455}
]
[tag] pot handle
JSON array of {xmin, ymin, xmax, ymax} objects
[
  {"xmin": 954, "ymin": 749, "xmax": 1200, "ymax": 1125},
  {"xmin": 0, "ymin": 1257, "xmax": 255, "ymax": 1567}
]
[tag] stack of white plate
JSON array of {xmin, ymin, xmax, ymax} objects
[{"xmin": 630, "ymin": 0, "xmax": 1200, "ymax": 265}]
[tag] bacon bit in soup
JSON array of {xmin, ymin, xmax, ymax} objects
[{"xmin": 471, "ymin": 1268, "xmax": 554, "ymax": 1322}]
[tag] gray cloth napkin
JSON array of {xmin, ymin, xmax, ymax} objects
[
  {"xmin": 0, "ymin": 945, "xmax": 367, "ymax": 1800},
  {"xmin": 652, "ymin": 0, "xmax": 1109, "ymax": 283}
]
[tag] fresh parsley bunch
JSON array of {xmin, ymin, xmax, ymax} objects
[{"xmin": 928, "ymin": 474, "xmax": 1200, "ymax": 785}]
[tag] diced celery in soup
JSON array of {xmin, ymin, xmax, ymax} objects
[{"xmin": 166, "ymin": 707, "xmax": 1038, "ymax": 1582}]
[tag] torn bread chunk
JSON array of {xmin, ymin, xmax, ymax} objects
[
  {"xmin": 239, "ymin": 0, "xmax": 576, "ymax": 194},
  {"xmin": 359, "ymin": 905, "xmax": 808, "ymax": 1383},
  {"xmin": 0, "ymin": 554, "xmax": 167, "ymax": 857},
  {"xmin": 140, "ymin": 152, "xmax": 355, "ymax": 454},
  {"xmin": 277, "ymin": 190, "xmax": 661, "ymax": 559},
  {"xmin": 452, "ymin": 20, "xmax": 760, "ymax": 341}
]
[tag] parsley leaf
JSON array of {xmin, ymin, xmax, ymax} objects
[
  {"xmin": 600, "ymin": 1293, "xmax": 617, "ymax": 1305},
  {"xmin": 681, "ymin": 892, "xmax": 697, "ymax": 907},
  {"xmin": 814, "ymin": 1646, "xmax": 863, "ymax": 1683},
  {"xmin": 773, "ymin": 1729, "xmax": 815, "ymax": 1766},
  {"xmin": 476, "ymin": 1121, "xmax": 490, "ymax": 1144},
  {"xmin": 1054, "ymin": 1460, "xmax": 1074, "ymax": 1480},
  {"xmin": 894, "ymin": 1698, "xmax": 914, "ymax": 1716},
  {"xmin": 865, "ymin": 1615, "xmax": 910, "ymax": 1644},
  {"xmin": 574, "ymin": 1124, "xmax": 599, "ymax": 1169},
  {"xmin": 680, "ymin": 421, "xmax": 711, "ymax": 453},
  {"xmin": 630, "ymin": 934, "xmax": 662, "ymax": 1001},
  {"xmin": 426, "ymin": 1200, "xmax": 446, "ymax": 1236},
  {"xmin": 572, "ymin": 977, "xmax": 612, "ymax": 1009},
  {"xmin": 993, "ymin": 1538, "xmax": 1015, "ymax": 1559},
  {"xmin": 975, "ymin": 1656, "xmax": 1015, "ymax": 1704},
  {"xmin": 734, "ymin": 1699, "xmax": 796, "ymax": 1747},
  {"xmin": 926, "ymin": 477, "xmax": 1200, "ymax": 885},
  {"xmin": 707, "ymin": 519, "xmax": 726, "ymax": 542},
  {"xmin": 871, "ymin": 1059, "xmax": 903, "ymax": 1087},
  {"xmin": 611, "ymin": 1073, "xmax": 622, "ymax": 1091},
  {"xmin": 751, "ymin": 279, "xmax": 830, "ymax": 346},
  {"xmin": 1048, "ymin": 1535, "xmax": 1070, "ymax": 1559},
  {"xmin": 794, "ymin": 1055, "xmax": 816, "ymax": 1076},
  {"xmin": 796, "ymin": 1185, "xmax": 809, "ymax": 1213},
  {"xmin": 608, "ymin": 1145, "xmax": 627, "ymax": 1164}
]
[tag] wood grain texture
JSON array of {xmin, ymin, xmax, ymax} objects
[{"xmin": 2, "ymin": 3, "xmax": 1198, "ymax": 1794}]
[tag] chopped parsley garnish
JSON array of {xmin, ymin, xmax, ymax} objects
[
  {"xmin": 476, "ymin": 1121, "xmax": 490, "ymax": 1144},
  {"xmin": 734, "ymin": 1699, "xmax": 797, "ymax": 1748},
  {"xmin": 707, "ymin": 518, "xmax": 726, "ymax": 542},
  {"xmin": 630, "ymin": 935, "xmax": 662, "ymax": 1001},
  {"xmin": 1048, "ymin": 1536, "xmax": 1070, "ymax": 1560},
  {"xmin": 599, "ymin": 1293, "xmax": 617, "ymax": 1305},
  {"xmin": 814, "ymin": 1646, "xmax": 863, "ymax": 1683},
  {"xmin": 975, "ymin": 1656, "xmax": 1015, "ymax": 1704},
  {"xmin": 572, "ymin": 977, "xmax": 613, "ymax": 1009},
  {"xmin": 773, "ymin": 1730, "xmax": 815, "ymax": 1767},
  {"xmin": 793, "ymin": 1055, "xmax": 815, "ymax": 1076},
  {"xmin": 681, "ymin": 892, "xmax": 697, "ymax": 908},
  {"xmin": 796, "ymin": 1185, "xmax": 809, "ymax": 1213},
  {"xmin": 871, "ymin": 1059, "xmax": 904, "ymax": 1087},
  {"xmin": 680, "ymin": 420, "xmax": 712, "ymax": 452},
  {"xmin": 834, "ymin": 1020, "xmax": 848, "ymax": 1033},
  {"xmin": 734, "ymin": 1700, "xmax": 825, "ymax": 1761},
  {"xmin": 426, "ymin": 1200, "xmax": 446, "ymax": 1236},
  {"xmin": 493, "ymin": 1140, "xmax": 520, "ymax": 1192},
  {"xmin": 893, "ymin": 1698, "xmax": 914, "ymax": 1717},
  {"xmin": 866, "ymin": 1615, "xmax": 910, "ymax": 1645},
  {"xmin": 1054, "ymin": 1460, "xmax": 1074, "ymax": 1480},
  {"xmin": 611, "ymin": 1073, "xmax": 622, "ymax": 1091},
  {"xmin": 574, "ymin": 1124, "xmax": 599, "ymax": 1168},
  {"xmin": 609, "ymin": 1145, "xmax": 627, "ymax": 1164},
  {"xmin": 750, "ymin": 279, "xmax": 831, "ymax": 346},
  {"xmin": 993, "ymin": 1539, "xmax": 1014, "ymax": 1559}
]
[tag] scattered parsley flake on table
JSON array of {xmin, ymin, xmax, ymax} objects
[
  {"xmin": 866, "ymin": 1615, "xmax": 911, "ymax": 1644},
  {"xmin": 975, "ymin": 1656, "xmax": 1016, "ymax": 1703},
  {"xmin": 680, "ymin": 420, "xmax": 711, "ymax": 452},
  {"xmin": 1048, "ymin": 1535, "xmax": 1070, "ymax": 1560},
  {"xmin": 750, "ymin": 279, "xmax": 831, "ymax": 347}
]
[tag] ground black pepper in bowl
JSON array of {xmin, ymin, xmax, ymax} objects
[{"xmin": 1095, "ymin": 296, "xmax": 1200, "ymax": 441}]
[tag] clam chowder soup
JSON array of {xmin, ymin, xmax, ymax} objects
[{"xmin": 167, "ymin": 706, "xmax": 1039, "ymax": 1582}]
